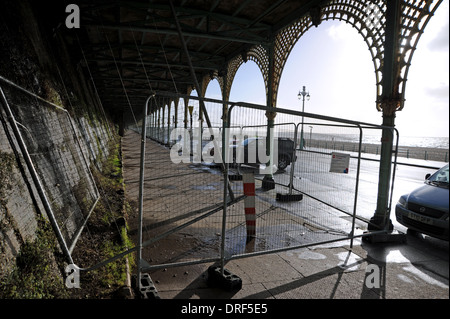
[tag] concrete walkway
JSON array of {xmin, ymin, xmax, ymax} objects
[{"xmin": 122, "ymin": 129, "xmax": 449, "ymax": 300}]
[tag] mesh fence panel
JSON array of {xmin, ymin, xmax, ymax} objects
[
  {"xmin": 1, "ymin": 81, "xmax": 99, "ymax": 252},
  {"xmin": 126, "ymin": 93, "xmax": 397, "ymax": 269}
]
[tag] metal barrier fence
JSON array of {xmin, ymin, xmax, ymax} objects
[
  {"xmin": 1, "ymin": 77, "xmax": 406, "ymax": 292},
  {"xmin": 143, "ymin": 98, "xmax": 448, "ymax": 164},
  {"xmin": 127, "ymin": 92, "xmax": 398, "ymax": 284},
  {"xmin": 0, "ymin": 76, "xmax": 100, "ymax": 263}
]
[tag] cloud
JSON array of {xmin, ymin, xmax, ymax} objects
[
  {"xmin": 428, "ymin": 20, "xmax": 449, "ymax": 52},
  {"xmin": 423, "ymin": 1, "xmax": 449, "ymax": 52},
  {"xmin": 326, "ymin": 22, "xmax": 355, "ymax": 42},
  {"xmin": 425, "ymin": 83, "xmax": 450, "ymax": 101}
]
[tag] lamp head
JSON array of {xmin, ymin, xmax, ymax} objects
[{"xmin": 298, "ymin": 86, "xmax": 310, "ymax": 100}]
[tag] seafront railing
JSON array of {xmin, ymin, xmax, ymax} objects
[{"xmin": 303, "ymin": 138, "xmax": 448, "ymax": 163}]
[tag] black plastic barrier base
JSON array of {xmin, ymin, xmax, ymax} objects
[
  {"xmin": 362, "ymin": 230, "xmax": 407, "ymax": 244},
  {"xmin": 228, "ymin": 174, "xmax": 243, "ymax": 181},
  {"xmin": 276, "ymin": 193, "xmax": 303, "ymax": 202},
  {"xmin": 207, "ymin": 265, "xmax": 242, "ymax": 291},
  {"xmin": 261, "ymin": 176, "xmax": 275, "ymax": 190}
]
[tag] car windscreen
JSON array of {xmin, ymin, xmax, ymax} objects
[{"xmin": 426, "ymin": 164, "xmax": 449, "ymax": 188}]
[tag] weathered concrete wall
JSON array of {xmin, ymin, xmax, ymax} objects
[
  {"xmin": 0, "ymin": 1, "xmax": 115, "ymax": 274},
  {"xmin": 0, "ymin": 126, "xmax": 41, "ymax": 272}
]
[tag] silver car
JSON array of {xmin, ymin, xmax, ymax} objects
[{"xmin": 395, "ymin": 164, "xmax": 449, "ymax": 241}]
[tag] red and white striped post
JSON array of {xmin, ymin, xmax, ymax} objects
[{"xmin": 243, "ymin": 172, "xmax": 256, "ymax": 241}]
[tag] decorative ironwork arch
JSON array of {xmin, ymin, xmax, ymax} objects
[
  {"xmin": 221, "ymin": 45, "xmax": 270, "ymax": 104},
  {"xmin": 220, "ymin": 0, "xmax": 442, "ymax": 113}
]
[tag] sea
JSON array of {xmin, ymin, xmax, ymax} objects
[
  {"xmin": 324, "ymin": 134, "xmax": 449, "ymax": 150},
  {"xmin": 274, "ymin": 129, "xmax": 449, "ymax": 150},
  {"xmin": 391, "ymin": 136, "xmax": 449, "ymax": 150}
]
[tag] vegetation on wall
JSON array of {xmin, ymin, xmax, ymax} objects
[
  {"xmin": 0, "ymin": 151, "xmax": 23, "ymax": 262},
  {"xmin": 0, "ymin": 151, "xmax": 16, "ymax": 205},
  {"xmin": 0, "ymin": 136, "xmax": 135, "ymax": 299},
  {"xmin": 0, "ymin": 216, "xmax": 68, "ymax": 298},
  {"xmin": 67, "ymin": 137, "xmax": 135, "ymax": 298}
]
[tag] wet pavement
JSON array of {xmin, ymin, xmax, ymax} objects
[{"xmin": 122, "ymin": 129, "xmax": 449, "ymax": 300}]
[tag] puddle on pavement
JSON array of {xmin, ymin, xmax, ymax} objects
[
  {"xmin": 335, "ymin": 251, "xmax": 362, "ymax": 271},
  {"xmin": 401, "ymin": 265, "xmax": 449, "ymax": 289},
  {"xmin": 397, "ymin": 273, "xmax": 415, "ymax": 284},
  {"xmin": 191, "ymin": 184, "xmax": 218, "ymax": 191},
  {"xmin": 296, "ymin": 250, "xmax": 327, "ymax": 260},
  {"xmin": 218, "ymin": 224, "xmax": 348, "ymax": 256},
  {"xmin": 385, "ymin": 249, "xmax": 410, "ymax": 263}
]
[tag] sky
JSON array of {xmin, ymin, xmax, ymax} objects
[{"xmin": 203, "ymin": 1, "xmax": 449, "ymax": 138}]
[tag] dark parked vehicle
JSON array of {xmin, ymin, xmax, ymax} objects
[
  {"xmin": 231, "ymin": 137, "xmax": 296, "ymax": 170},
  {"xmin": 395, "ymin": 164, "xmax": 449, "ymax": 241}
]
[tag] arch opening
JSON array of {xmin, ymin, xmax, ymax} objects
[{"xmin": 228, "ymin": 60, "xmax": 267, "ymax": 127}]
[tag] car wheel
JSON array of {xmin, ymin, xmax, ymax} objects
[
  {"xmin": 277, "ymin": 156, "xmax": 289, "ymax": 170},
  {"xmin": 407, "ymin": 228, "xmax": 421, "ymax": 237}
]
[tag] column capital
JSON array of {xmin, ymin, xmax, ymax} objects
[
  {"xmin": 265, "ymin": 111, "xmax": 277, "ymax": 121},
  {"xmin": 377, "ymin": 98, "xmax": 403, "ymax": 117}
]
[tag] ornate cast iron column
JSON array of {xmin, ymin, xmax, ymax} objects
[
  {"xmin": 369, "ymin": 0, "xmax": 443, "ymax": 234},
  {"xmin": 262, "ymin": 40, "xmax": 277, "ymax": 190},
  {"xmin": 368, "ymin": 0, "xmax": 403, "ymax": 232}
]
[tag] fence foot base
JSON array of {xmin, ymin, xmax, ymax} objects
[
  {"xmin": 207, "ymin": 265, "xmax": 242, "ymax": 291},
  {"xmin": 246, "ymin": 235, "xmax": 255, "ymax": 244},
  {"xmin": 261, "ymin": 176, "xmax": 275, "ymax": 190},
  {"xmin": 276, "ymin": 193, "xmax": 303, "ymax": 202},
  {"xmin": 228, "ymin": 174, "xmax": 242, "ymax": 181},
  {"xmin": 362, "ymin": 230, "xmax": 407, "ymax": 244},
  {"xmin": 132, "ymin": 273, "xmax": 161, "ymax": 299}
]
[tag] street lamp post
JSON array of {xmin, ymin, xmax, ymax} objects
[
  {"xmin": 188, "ymin": 105, "xmax": 194, "ymax": 158},
  {"xmin": 297, "ymin": 86, "xmax": 310, "ymax": 150}
]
